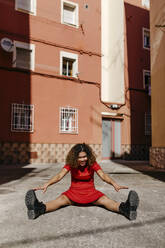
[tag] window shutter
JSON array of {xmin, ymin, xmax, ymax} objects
[
  {"xmin": 63, "ymin": 5, "xmax": 75, "ymax": 25},
  {"xmin": 17, "ymin": 0, "xmax": 32, "ymax": 12},
  {"xmin": 16, "ymin": 47, "xmax": 32, "ymax": 69}
]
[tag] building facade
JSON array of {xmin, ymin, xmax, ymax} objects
[
  {"xmin": 126, "ymin": 0, "xmax": 151, "ymax": 160},
  {"xmin": 150, "ymin": 0, "xmax": 165, "ymax": 169},
  {"xmin": 0, "ymin": 0, "xmax": 150, "ymax": 164},
  {"xmin": 102, "ymin": 0, "xmax": 151, "ymax": 161}
]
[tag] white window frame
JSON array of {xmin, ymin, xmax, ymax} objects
[
  {"xmin": 61, "ymin": 0, "xmax": 79, "ymax": 28},
  {"xmin": 13, "ymin": 41, "xmax": 35, "ymax": 71},
  {"xmin": 143, "ymin": 70, "xmax": 151, "ymax": 95},
  {"xmin": 143, "ymin": 28, "xmax": 150, "ymax": 50},
  {"xmin": 15, "ymin": 0, "xmax": 37, "ymax": 15},
  {"xmin": 59, "ymin": 106, "xmax": 78, "ymax": 134},
  {"xmin": 60, "ymin": 51, "xmax": 78, "ymax": 78},
  {"xmin": 11, "ymin": 103, "xmax": 34, "ymax": 132},
  {"xmin": 145, "ymin": 112, "xmax": 151, "ymax": 136},
  {"xmin": 142, "ymin": 0, "xmax": 150, "ymax": 9}
]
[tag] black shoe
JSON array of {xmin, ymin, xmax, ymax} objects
[
  {"xmin": 119, "ymin": 190, "xmax": 139, "ymax": 220},
  {"xmin": 25, "ymin": 190, "xmax": 46, "ymax": 220}
]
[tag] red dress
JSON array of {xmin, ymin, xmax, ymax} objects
[{"xmin": 62, "ymin": 162, "xmax": 105, "ymax": 204}]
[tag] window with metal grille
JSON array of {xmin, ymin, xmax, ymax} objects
[
  {"xmin": 11, "ymin": 103, "xmax": 34, "ymax": 132},
  {"xmin": 145, "ymin": 113, "xmax": 151, "ymax": 136},
  {"xmin": 61, "ymin": 0, "xmax": 78, "ymax": 27},
  {"xmin": 15, "ymin": 0, "xmax": 36, "ymax": 15},
  {"xmin": 13, "ymin": 41, "xmax": 35, "ymax": 70},
  {"xmin": 143, "ymin": 28, "xmax": 150, "ymax": 49},
  {"xmin": 60, "ymin": 107, "xmax": 78, "ymax": 134}
]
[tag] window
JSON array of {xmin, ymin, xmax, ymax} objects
[
  {"xmin": 11, "ymin": 103, "xmax": 34, "ymax": 132},
  {"xmin": 143, "ymin": 28, "xmax": 150, "ymax": 49},
  {"xmin": 145, "ymin": 113, "xmax": 151, "ymax": 136},
  {"xmin": 61, "ymin": 0, "xmax": 79, "ymax": 27},
  {"xmin": 15, "ymin": 0, "xmax": 37, "ymax": 15},
  {"xmin": 143, "ymin": 70, "xmax": 151, "ymax": 95},
  {"xmin": 13, "ymin": 41, "xmax": 35, "ymax": 70},
  {"xmin": 142, "ymin": 0, "xmax": 150, "ymax": 9},
  {"xmin": 60, "ymin": 51, "xmax": 78, "ymax": 77},
  {"xmin": 60, "ymin": 107, "xmax": 78, "ymax": 134}
]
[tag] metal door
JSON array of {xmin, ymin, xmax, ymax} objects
[
  {"xmin": 113, "ymin": 120, "xmax": 121, "ymax": 157},
  {"xmin": 102, "ymin": 118, "xmax": 121, "ymax": 159},
  {"xmin": 102, "ymin": 119, "xmax": 112, "ymax": 158}
]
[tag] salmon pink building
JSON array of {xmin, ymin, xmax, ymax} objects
[{"xmin": 0, "ymin": 0, "xmax": 150, "ymax": 164}]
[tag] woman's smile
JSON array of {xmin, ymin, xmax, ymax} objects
[
  {"xmin": 79, "ymin": 161, "xmax": 87, "ymax": 166},
  {"xmin": 78, "ymin": 152, "xmax": 88, "ymax": 166}
]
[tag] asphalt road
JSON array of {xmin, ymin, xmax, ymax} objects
[{"xmin": 0, "ymin": 160, "xmax": 165, "ymax": 248}]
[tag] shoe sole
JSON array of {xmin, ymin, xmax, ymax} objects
[
  {"xmin": 128, "ymin": 190, "xmax": 139, "ymax": 220},
  {"xmin": 25, "ymin": 190, "xmax": 38, "ymax": 220},
  {"xmin": 25, "ymin": 190, "xmax": 37, "ymax": 210},
  {"xmin": 27, "ymin": 210, "xmax": 38, "ymax": 220}
]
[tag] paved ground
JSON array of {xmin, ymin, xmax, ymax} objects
[{"xmin": 0, "ymin": 160, "xmax": 165, "ymax": 248}]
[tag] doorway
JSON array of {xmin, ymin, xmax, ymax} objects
[{"xmin": 102, "ymin": 118, "xmax": 121, "ymax": 159}]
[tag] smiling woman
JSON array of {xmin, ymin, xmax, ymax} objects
[
  {"xmin": 77, "ymin": 151, "xmax": 88, "ymax": 167},
  {"xmin": 65, "ymin": 143, "xmax": 96, "ymax": 168},
  {"xmin": 61, "ymin": 144, "xmax": 105, "ymax": 204},
  {"xmin": 25, "ymin": 143, "xmax": 139, "ymax": 221}
]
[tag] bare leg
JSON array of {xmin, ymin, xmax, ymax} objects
[
  {"xmin": 45, "ymin": 194, "xmax": 72, "ymax": 213},
  {"xmin": 93, "ymin": 195, "xmax": 120, "ymax": 212}
]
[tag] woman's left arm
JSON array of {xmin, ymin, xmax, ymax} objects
[{"xmin": 96, "ymin": 169, "xmax": 128, "ymax": 192}]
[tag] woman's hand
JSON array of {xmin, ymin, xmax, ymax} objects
[
  {"xmin": 96, "ymin": 170, "xmax": 129, "ymax": 192},
  {"xmin": 113, "ymin": 183, "xmax": 128, "ymax": 192},
  {"xmin": 33, "ymin": 183, "xmax": 49, "ymax": 193}
]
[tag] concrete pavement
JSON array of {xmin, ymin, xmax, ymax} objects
[{"xmin": 0, "ymin": 160, "xmax": 165, "ymax": 248}]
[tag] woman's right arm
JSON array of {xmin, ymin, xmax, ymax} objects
[{"xmin": 34, "ymin": 168, "xmax": 69, "ymax": 193}]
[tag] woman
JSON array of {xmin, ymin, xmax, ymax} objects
[{"xmin": 25, "ymin": 143, "xmax": 139, "ymax": 220}]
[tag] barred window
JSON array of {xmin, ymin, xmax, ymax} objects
[
  {"xmin": 11, "ymin": 103, "xmax": 34, "ymax": 132},
  {"xmin": 60, "ymin": 107, "xmax": 78, "ymax": 134},
  {"xmin": 145, "ymin": 113, "xmax": 151, "ymax": 136}
]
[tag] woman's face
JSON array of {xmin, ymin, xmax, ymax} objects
[{"xmin": 77, "ymin": 151, "xmax": 88, "ymax": 167}]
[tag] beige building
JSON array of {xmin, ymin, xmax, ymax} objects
[{"xmin": 150, "ymin": 0, "xmax": 165, "ymax": 168}]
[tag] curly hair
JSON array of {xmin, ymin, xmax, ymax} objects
[{"xmin": 66, "ymin": 143, "xmax": 96, "ymax": 168}]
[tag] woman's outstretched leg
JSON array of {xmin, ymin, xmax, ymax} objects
[
  {"xmin": 45, "ymin": 194, "xmax": 72, "ymax": 212},
  {"xmin": 93, "ymin": 191, "xmax": 139, "ymax": 220},
  {"xmin": 93, "ymin": 195, "xmax": 120, "ymax": 212},
  {"xmin": 25, "ymin": 190, "xmax": 72, "ymax": 220}
]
